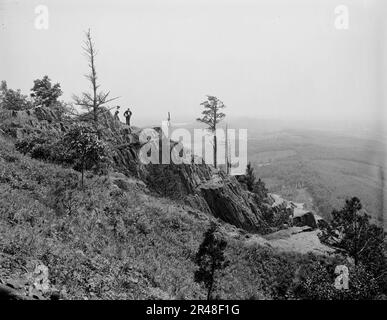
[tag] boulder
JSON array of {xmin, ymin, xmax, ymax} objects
[{"xmin": 292, "ymin": 211, "xmax": 318, "ymax": 229}]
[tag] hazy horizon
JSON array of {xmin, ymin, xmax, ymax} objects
[{"xmin": 1, "ymin": 0, "xmax": 386, "ymax": 134}]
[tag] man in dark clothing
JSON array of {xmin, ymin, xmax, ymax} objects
[
  {"xmin": 124, "ymin": 108, "xmax": 132, "ymax": 126},
  {"xmin": 114, "ymin": 106, "xmax": 120, "ymax": 121}
]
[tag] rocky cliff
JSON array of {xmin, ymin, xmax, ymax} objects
[
  {"xmin": 0, "ymin": 106, "xmax": 269, "ymax": 233},
  {"xmin": 146, "ymin": 164, "xmax": 268, "ymax": 233}
]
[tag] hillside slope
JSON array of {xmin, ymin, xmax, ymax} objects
[
  {"xmin": 1, "ymin": 107, "xmax": 362, "ymax": 300},
  {"xmin": 1, "ymin": 132, "xmax": 335, "ymax": 300}
]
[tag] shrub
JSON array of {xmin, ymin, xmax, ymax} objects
[
  {"xmin": 0, "ymin": 81, "xmax": 33, "ymax": 110},
  {"xmin": 62, "ymin": 124, "xmax": 110, "ymax": 186},
  {"xmin": 15, "ymin": 133, "xmax": 69, "ymax": 164}
]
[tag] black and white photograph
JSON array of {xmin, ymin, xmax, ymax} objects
[{"xmin": 0, "ymin": 0, "xmax": 386, "ymax": 308}]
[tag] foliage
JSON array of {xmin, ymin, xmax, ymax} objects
[
  {"xmin": 1, "ymin": 132, "xmax": 385, "ymax": 300},
  {"xmin": 0, "ymin": 81, "xmax": 33, "ymax": 111},
  {"xmin": 197, "ymin": 96, "xmax": 226, "ymax": 132},
  {"xmin": 194, "ymin": 222, "xmax": 229, "ymax": 300},
  {"xmin": 260, "ymin": 204, "xmax": 291, "ymax": 231},
  {"xmin": 245, "ymin": 162, "xmax": 255, "ymax": 192},
  {"xmin": 319, "ymin": 197, "xmax": 386, "ymax": 291},
  {"xmin": 197, "ymin": 95, "xmax": 225, "ymax": 168},
  {"xmin": 241, "ymin": 163, "xmax": 268, "ymax": 201},
  {"xmin": 15, "ymin": 124, "xmax": 110, "ymax": 187},
  {"xmin": 30, "ymin": 76, "xmax": 62, "ymax": 108},
  {"xmin": 62, "ymin": 125, "xmax": 110, "ymax": 186},
  {"xmin": 0, "ymin": 141, "xmax": 208, "ymax": 299},
  {"xmin": 15, "ymin": 132, "xmax": 68, "ymax": 163},
  {"xmin": 253, "ymin": 178, "xmax": 268, "ymax": 201},
  {"xmin": 292, "ymin": 256, "xmax": 380, "ymax": 300}
]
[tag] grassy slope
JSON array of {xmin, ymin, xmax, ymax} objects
[{"xmin": 0, "ymin": 134, "xmax": 319, "ymax": 300}]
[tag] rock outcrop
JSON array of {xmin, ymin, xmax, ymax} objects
[
  {"xmin": 0, "ymin": 106, "xmax": 269, "ymax": 233},
  {"xmin": 0, "ymin": 107, "xmax": 68, "ymax": 139},
  {"xmin": 292, "ymin": 212, "xmax": 318, "ymax": 229},
  {"xmin": 145, "ymin": 162, "xmax": 268, "ymax": 233}
]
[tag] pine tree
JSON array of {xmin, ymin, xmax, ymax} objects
[
  {"xmin": 194, "ymin": 222, "xmax": 229, "ymax": 300},
  {"xmin": 320, "ymin": 197, "xmax": 386, "ymax": 289},
  {"xmin": 73, "ymin": 29, "xmax": 118, "ymax": 137},
  {"xmin": 197, "ymin": 96, "xmax": 225, "ymax": 168}
]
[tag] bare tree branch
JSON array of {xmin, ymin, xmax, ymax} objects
[{"xmin": 73, "ymin": 29, "xmax": 118, "ymax": 138}]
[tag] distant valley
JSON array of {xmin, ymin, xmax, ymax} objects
[{"xmin": 247, "ymin": 128, "xmax": 386, "ymax": 229}]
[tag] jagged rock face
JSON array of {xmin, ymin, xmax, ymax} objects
[
  {"xmin": 92, "ymin": 115, "xmax": 269, "ymax": 233},
  {"xmin": 0, "ymin": 107, "xmax": 68, "ymax": 139},
  {"xmin": 199, "ymin": 177, "xmax": 268, "ymax": 232},
  {"xmin": 145, "ymin": 163, "xmax": 268, "ymax": 233}
]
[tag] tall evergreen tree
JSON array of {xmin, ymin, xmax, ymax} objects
[
  {"xmin": 197, "ymin": 95, "xmax": 225, "ymax": 168},
  {"xmin": 194, "ymin": 222, "xmax": 229, "ymax": 300}
]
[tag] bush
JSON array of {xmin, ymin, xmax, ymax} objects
[
  {"xmin": 0, "ymin": 81, "xmax": 33, "ymax": 111},
  {"xmin": 62, "ymin": 124, "xmax": 110, "ymax": 186},
  {"xmin": 15, "ymin": 133, "xmax": 69, "ymax": 164}
]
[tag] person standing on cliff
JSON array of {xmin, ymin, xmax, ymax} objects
[
  {"xmin": 124, "ymin": 108, "xmax": 132, "ymax": 126},
  {"xmin": 114, "ymin": 106, "xmax": 120, "ymax": 121}
]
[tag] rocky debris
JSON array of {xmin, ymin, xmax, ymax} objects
[
  {"xmin": 269, "ymin": 193, "xmax": 328, "ymax": 230},
  {"xmin": 269, "ymin": 193, "xmax": 291, "ymax": 208}
]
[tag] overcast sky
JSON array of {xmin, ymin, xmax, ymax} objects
[{"xmin": 0, "ymin": 0, "xmax": 386, "ymax": 130}]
